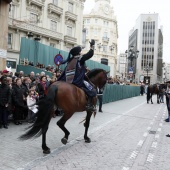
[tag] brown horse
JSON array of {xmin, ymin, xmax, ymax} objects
[
  {"xmin": 20, "ymin": 69, "xmax": 108, "ymax": 154},
  {"xmin": 147, "ymin": 84, "xmax": 160, "ymax": 104}
]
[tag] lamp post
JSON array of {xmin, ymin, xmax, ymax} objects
[{"xmin": 125, "ymin": 46, "xmax": 139, "ymax": 83}]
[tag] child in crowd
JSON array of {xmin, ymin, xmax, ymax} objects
[{"xmin": 26, "ymin": 89, "xmax": 38, "ymax": 123}]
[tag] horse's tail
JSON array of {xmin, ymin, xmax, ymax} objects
[
  {"xmin": 19, "ymin": 85, "xmax": 58, "ymax": 140},
  {"xmin": 147, "ymin": 86, "xmax": 150, "ymax": 101}
]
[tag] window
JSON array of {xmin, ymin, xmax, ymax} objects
[
  {"xmin": 9, "ymin": 5, "xmax": 15, "ymax": 18},
  {"xmin": 103, "ymin": 45, "xmax": 107, "ymax": 52},
  {"xmin": 6, "ymin": 60, "xmax": 16, "ymax": 69},
  {"xmin": 8, "ymin": 33, "xmax": 12, "ymax": 48},
  {"xmin": 103, "ymin": 32, "xmax": 108, "ymax": 38},
  {"xmin": 51, "ymin": 20, "xmax": 57, "ymax": 31},
  {"xmin": 68, "ymin": 2, "xmax": 73, "ymax": 13},
  {"xmin": 86, "ymin": 29, "xmax": 88, "ymax": 36},
  {"xmin": 30, "ymin": 13, "xmax": 38, "ymax": 24},
  {"xmin": 50, "ymin": 43, "xmax": 55, "ymax": 47},
  {"xmin": 53, "ymin": 0, "xmax": 58, "ymax": 6},
  {"xmin": 95, "ymin": 19, "xmax": 98, "ymax": 23},
  {"xmin": 94, "ymin": 29, "xmax": 98, "ymax": 36},
  {"xmin": 67, "ymin": 26, "xmax": 72, "ymax": 36},
  {"xmin": 87, "ymin": 19, "xmax": 90, "ymax": 23}
]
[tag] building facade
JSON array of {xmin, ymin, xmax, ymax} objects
[
  {"xmin": 7, "ymin": 0, "xmax": 85, "ymax": 72},
  {"xmin": 0, "ymin": 0, "xmax": 12, "ymax": 70},
  {"xmin": 117, "ymin": 53, "xmax": 127, "ymax": 80},
  {"xmin": 83, "ymin": 0, "xmax": 118, "ymax": 77},
  {"xmin": 162, "ymin": 62, "xmax": 170, "ymax": 82},
  {"xmin": 127, "ymin": 13, "xmax": 163, "ymax": 84}
]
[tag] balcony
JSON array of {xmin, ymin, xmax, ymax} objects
[
  {"xmin": 48, "ymin": 3, "xmax": 63, "ymax": 16},
  {"xmin": 9, "ymin": 18, "xmax": 62, "ymax": 40},
  {"xmin": 27, "ymin": 0, "xmax": 45, "ymax": 8},
  {"xmin": 64, "ymin": 35, "xmax": 77, "ymax": 45},
  {"xmin": 102, "ymin": 37, "xmax": 109, "ymax": 43},
  {"xmin": 65, "ymin": 11, "xmax": 77, "ymax": 21}
]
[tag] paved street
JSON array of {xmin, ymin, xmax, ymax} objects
[{"xmin": 1, "ymin": 95, "xmax": 170, "ymax": 170}]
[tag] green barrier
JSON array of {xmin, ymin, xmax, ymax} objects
[
  {"xmin": 102, "ymin": 84, "xmax": 140, "ymax": 104},
  {"xmin": 19, "ymin": 37, "xmax": 110, "ymax": 72}
]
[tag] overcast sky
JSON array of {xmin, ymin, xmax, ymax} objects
[{"xmin": 84, "ymin": 0, "xmax": 170, "ymax": 63}]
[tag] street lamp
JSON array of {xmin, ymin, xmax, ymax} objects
[
  {"xmin": 125, "ymin": 46, "xmax": 139, "ymax": 67},
  {"xmin": 125, "ymin": 46, "xmax": 139, "ymax": 83}
]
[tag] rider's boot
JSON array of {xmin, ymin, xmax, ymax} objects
[{"xmin": 86, "ymin": 97, "xmax": 96, "ymax": 112}]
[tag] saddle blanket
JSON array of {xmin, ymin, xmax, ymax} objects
[{"xmin": 83, "ymin": 80, "xmax": 93, "ymax": 90}]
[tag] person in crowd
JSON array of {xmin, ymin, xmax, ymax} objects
[
  {"xmin": 29, "ymin": 71, "xmax": 35, "ymax": 82},
  {"xmin": 0, "ymin": 76, "xmax": 11, "ymax": 129},
  {"xmin": 22, "ymin": 77, "xmax": 31, "ymax": 97},
  {"xmin": 19, "ymin": 71, "xmax": 24, "ymax": 77},
  {"xmin": 36, "ymin": 73, "xmax": 40, "ymax": 77},
  {"xmin": 140, "ymin": 83, "xmax": 145, "ymax": 96},
  {"xmin": 40, "ymin": 71, "xmax": 45, "ymax": 77},
  {"xmin": 97, "ymin": 87, "xmax": 104, "ymax": 112},
  {"xmin": 6, "ymin": 77, "xmax": 14, "ymax": 121},
  {"xmin": 165, "ymin": 81, "xmax": 170, "ymax": 122},
  {"xmin": 26, "ymin": 89, "xmax": 38, "ymax": 123},
  {"xmin": 2, "ymin": 69, "xmax": 9, "ymax": 76},
  {"xmin": 12, "ymin": 78, "xmax": 28, "ymax": 125},
  {"xmin": 40, "ymin": 76, "xmax": 48, "ymax": 97},
  {"xmin": 58, "ymin": 39, "xmax": 96, "ymax": 112},
  {"xmin": 34, "ymin": 76, "xmax": 44, "ymax": 100}
]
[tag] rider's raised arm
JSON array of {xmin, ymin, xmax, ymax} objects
[{"xmin": 80, "ymin": 39, "xmax": 95, "ymax": 65}]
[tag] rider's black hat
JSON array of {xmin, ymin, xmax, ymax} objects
[{"xmin": 61, "ymin": 46, "xmax": 82, "ymax": 64}]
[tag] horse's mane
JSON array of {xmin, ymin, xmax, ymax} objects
[{"xmin": 87, "ymin": 68, "xmax": 104, "ymax": 79}]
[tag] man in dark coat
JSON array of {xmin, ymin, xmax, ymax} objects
[
  {"xmin": 0, "ymin": 76, "xmax": 11, "ymax": 129},
  {"xmin": 58, "ymin": 40, "xmax": 96, "ymax": 112}
]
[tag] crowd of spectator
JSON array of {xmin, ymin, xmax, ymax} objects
[{"xmin": 0, "ymin": 69, "xmax": 61, "ymax": 130}]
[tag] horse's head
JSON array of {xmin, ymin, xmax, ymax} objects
[{"xmin": 87, "ymin": 69, "xmax": 109, "ymax": 89}]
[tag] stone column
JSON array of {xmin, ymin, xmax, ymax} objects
[{"xmin": 0, "ymin": 0, "xmax": 11, "ymax": 70}]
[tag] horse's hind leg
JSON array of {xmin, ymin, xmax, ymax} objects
[
  {"xmin": 57, "ymin": 114, "xmax": 72, "ymax": 145},
  {"xmin": 84, "ymin": 111, "xmax": 93, "ymax": 143},
  {"xmin": 42, "ymin": 128, "xmax": 50, "ymax": 154}
]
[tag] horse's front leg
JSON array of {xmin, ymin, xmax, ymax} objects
[
  {"xmin": 157, "ymin": 94, "xmax": 160, "ymax": 104},
  {"xmin": 151, "ymin": 94, "xmax": 153, "ymax": 104},
  {"xmin": 84, "ymin": 111, "xmax": 93, "ymax": 143},
  {"xmin": 57, "ymin": 114, "xmax": 71, "ymax": 145},
  {"xmin": 42, "ymin": 127, "xmax": 50, "ymax": 154}
]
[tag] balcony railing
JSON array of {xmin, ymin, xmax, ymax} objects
[
  {"xmin": 27, "ymin": 0, "xmax": 45, "ymax": 8},
  {"xmin": 9, "ymin": 18, "xmax": 62, "ymax": 40},
  {"xmin": 65, "ymin": 11, "xmax": 77, "ymax": 21},
  {"xmin": 102, "ymin": 37, "xmax": 109, "ymax": 42},
  {"xmin": 48, "ymin": 3, "xmax": 63, "ymax": 15},
  {"xmin": 64, "ymin": 35, "xmax": 77, "ymax": 45}
]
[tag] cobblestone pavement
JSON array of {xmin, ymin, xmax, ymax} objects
[{"xmin": 1, "ymin": 95, "xmax": 170, "ymax": 170}]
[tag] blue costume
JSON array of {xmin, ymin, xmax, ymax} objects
[{"xmin": 58, "ymin": 40, "xmax": 96, "ymax": 111}]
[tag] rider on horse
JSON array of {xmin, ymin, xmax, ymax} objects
[{"xmin": 57, "ymin": 39, "xmax": 96, "ymax": 112}]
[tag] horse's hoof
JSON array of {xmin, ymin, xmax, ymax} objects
[
  {"xmin": 61, "ymin": 138, "xmax": 68, "ymax": 145},
  {"xmin": 43, "ymin": 148, "xmax": 50, "ymax": 154},
  {"xmin": 85, "ymin": 138, "xmax": 91, "ymax": 143}
]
